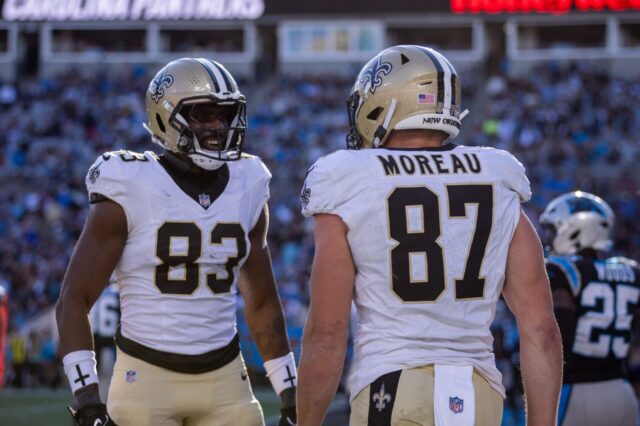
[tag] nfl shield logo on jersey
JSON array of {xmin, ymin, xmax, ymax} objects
[
  {"xmin": 125, "ymin": 370, "xmax": 137, "ymax": 383},
  {"xmin": 199, "ymin": 193, "xmax": 211, "ymax": 209},
  {"xmin": 449, "ymin": 396, "xmax": 464, "ymax": 414}
]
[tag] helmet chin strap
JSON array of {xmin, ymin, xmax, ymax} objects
[
  {"xmin": 163, "ymin": 150, "xmax": 224, "ymax": 173},
  {"xmin": 189, "ymin": 154, "xmax": 225, "ymax": 170}
]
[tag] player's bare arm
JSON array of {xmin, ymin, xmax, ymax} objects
[
  {"xmin": 502, "ymin": 210, "xmax": 562, "ymax": 426},
  {"xmin": 238, "ymin": 205, "xmax": 297, "ymax": 419},
  {"xmin": 239, "ymin": 206, "xmax": 290, "ymax": 359},
  {"xmin": 297, "ymin": 213, "xmax": 354, "ymax": 426},
  {"xmin": 55, "ymin": 199, "xmax": 126, "ymax": 420}
]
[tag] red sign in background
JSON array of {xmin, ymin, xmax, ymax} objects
[{"xmin": 451, "ymin": 0, "xmax": 640, "ymax": 14}]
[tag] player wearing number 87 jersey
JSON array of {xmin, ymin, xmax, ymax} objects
[
  {"xmin": 56, "ymin": 58, "xmax": 297, "ymax": 426},
  {"xmin": 297, "ymin": 45, "xmax": 562, "ymax": 426},
  {"xmin": 540, "ymin": 191, "xmax": 640, "ymax": 426}
]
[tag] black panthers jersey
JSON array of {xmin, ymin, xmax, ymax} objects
[{"xmin": 546, "ymin": 255, "xmax": 640, "ymax": 383}]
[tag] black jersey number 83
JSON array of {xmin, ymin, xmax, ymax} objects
[{"xmin": 155, "ymin": 222, "xmax": 246, "ymax": 295}]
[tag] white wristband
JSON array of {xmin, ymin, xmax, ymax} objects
[
  {"xmin": 63, "ymin": 350, "xmax": 99, "ymax": 394},
  {"xmin": 264, "ymin": 352, "xmax": 297, "ymax": 396}
]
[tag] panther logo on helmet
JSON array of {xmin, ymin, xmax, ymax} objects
[
  {"xmin": 539, "ymin": 191, "xmax": 615, "ymax": 255},
  {"xmin": 359, "ymin": 57, "xmax": 392, "ymax": 95},
  {"xmin": 150, "ymin": 70, "xmax": 174, "ymax": 104}
]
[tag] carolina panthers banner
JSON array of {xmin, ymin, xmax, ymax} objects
[{"xmin": 2, "ymin": 0, "xmax": 265, "ymax": 21}]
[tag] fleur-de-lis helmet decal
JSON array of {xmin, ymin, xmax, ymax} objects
[
  {"xmin": 150, "ymin": 69, "xmax": 174, "ymax": 104},
  {"xmin": 359, "ymin": 57, "xmax": 392, "ymax": 95}
]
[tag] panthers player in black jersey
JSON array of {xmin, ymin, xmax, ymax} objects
[
  {"xmin": 56, "ymin": 58, "xmax": 297, "ymax": 426},
  {"xmin": 540, "ymin": 191, "xmax": 640, "ymax": 426}
]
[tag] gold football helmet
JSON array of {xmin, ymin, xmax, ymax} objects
[
  {"xmin": 143, "ymin": 58, "xmax": 246, "ymax": 170},
  {"xmin": 346, "ymin": 45, "xmax": 467, "ymax": 149}
]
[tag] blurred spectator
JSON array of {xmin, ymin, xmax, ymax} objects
[{"xmin": 0, "ymin": 286, "xmax": 7, "ymax": 388}]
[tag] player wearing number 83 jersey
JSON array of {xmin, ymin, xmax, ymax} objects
[
  {"xmin": 87, "ymin": 150, "xmax": 268, "ymax": 354},
  {"xmin": 56, "ymin": 58, "xmax": 297, "ymax": 426}
]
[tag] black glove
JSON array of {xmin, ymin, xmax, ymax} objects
[
  {"xmin": 278, "ymin": 405, "xmax": 297, "ymax": 426},
  {"xmin": 68, "ymin": 403, "xmax": 118, "ymax": 426}
]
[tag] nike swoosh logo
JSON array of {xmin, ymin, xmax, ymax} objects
[
  {"xmin": 94, "ymin": 415, "xmax": 108, "ymax": 426},
  {"xmin": 286, "ymin": 418, "xmax": 296, "ymax": 426}
]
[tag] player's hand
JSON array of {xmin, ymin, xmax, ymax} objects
[
  {"xmin": 68, "ymin": 403, "xmax": 118, "ymax": 426},
  {"xmin": 278, "ymin": 405, "xmax": 297, "ymax": 426}
]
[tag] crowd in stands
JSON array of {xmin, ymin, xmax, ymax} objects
[{"xmin": 1, "ymin": 61, "xmax": 639, "ymax": 422}]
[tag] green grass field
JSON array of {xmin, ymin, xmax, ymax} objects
[{"xmin": 0, "ymin": 387, "xmax": 282, "ymax": 426}]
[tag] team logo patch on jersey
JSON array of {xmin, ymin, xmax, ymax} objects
[
  {"xmin": 199, "ymin": 193, "xmax": 211, "ymax": 209},
  {"xmin": 360, "ymin": 57, "xmax": 392, "ymax": 94},
  {"xmin": 150, "ymin": 70, "xmax": 174, "ymax": 104},
  {"xmin": 125, "ymin": 370, "xmax": 137, "ymax": 383},
  {"xmin": 372, "ymin": 382, "xmax": 392, "ymax": 412},
  {"xmin": 449, "ymin": 396, "xmax": 464, "ymax": 414},
  {"xmin": 300, "ymin": 186, "xmax": 311, "ymax": 208}
]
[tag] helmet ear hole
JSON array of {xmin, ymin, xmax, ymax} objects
[
  {"xmin": 570, "ymin": 230, "xmax": 580, "ymax": 240},
  {"xmin": 367, "ymin": 107, "xmax": 384, "ymax": 121},
  {"xmin": 156, "ymin": 113, "xmax": 166, "ymax": 133}
]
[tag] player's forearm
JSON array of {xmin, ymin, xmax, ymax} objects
[
  {"xmin": 519, "ymin": 318, "xmax": 562, "ymax": 426},
  {"xmin": 55, "ymin": 292, "xmax": 94, "ymax": 354},
  {"xmin": 244, "ymin": 301, "xmax": 291, "ymax": 361},
  {"xmin": 297, "ymin": 333, "xmax": 346, "ymax": 426}
]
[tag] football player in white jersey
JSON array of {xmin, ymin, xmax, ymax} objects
[
  {"xmin": 297, "ymin": 45, "xmax": 562, "ymax": 426},
  {"xmin": 56, "ymin": 58, "xmax": 297, "ymax": 426}
]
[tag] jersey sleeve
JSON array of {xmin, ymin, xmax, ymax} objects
[
  {"xmin": 85, "ymin": 152, "xmax": 142, "ymax": 232},
  {"xmin": 495, "ymin": 150, "xmax": 531, "ymax": 203},
  {"xmin": 300, "ymin": 153, "xmax": 355, "ymax": 222},
  {"xmin": 248, "ymin": 157, "xmax": 272, "ymax": 230},
  {"xmin": 546, "ymin": 256, "xmax": 581, "ymax": 296}
]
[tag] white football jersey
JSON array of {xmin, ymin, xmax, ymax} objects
[
  {"xmin": 86, "ymin": 150, "xmax": 270, "ymax": 355},
  {"xmin": 301, "ymin": 144, "xmax": 531, "ymax": 401}
]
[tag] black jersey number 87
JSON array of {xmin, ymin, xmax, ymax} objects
[
  {"xmin": 387, "ymin": 184, "xmax": 493, "ymax": 302},
  {"xmin": 155, "ymin": 222, "xmax": 246, "ymax": 295}
]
